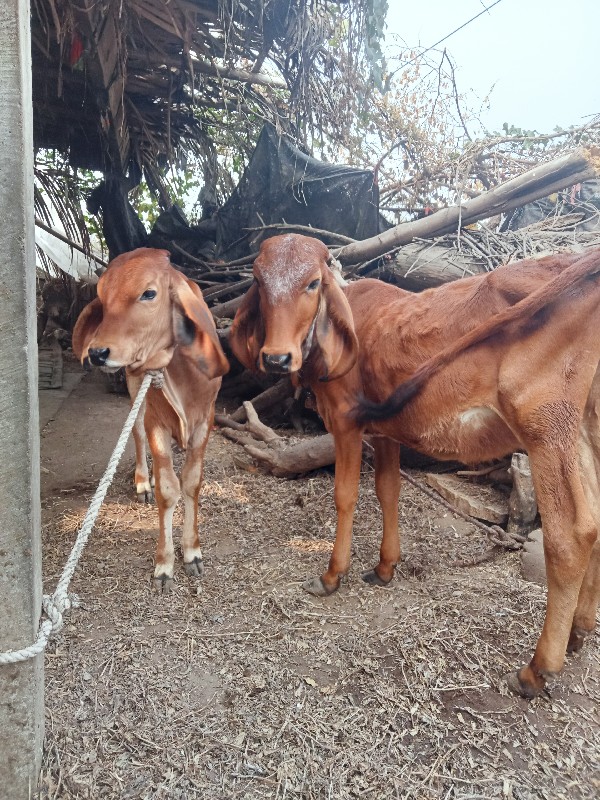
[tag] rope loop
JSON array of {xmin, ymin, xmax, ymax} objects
[{"xmin": 0, "ymin": 370, "xmax": 159, "ymax": 666}]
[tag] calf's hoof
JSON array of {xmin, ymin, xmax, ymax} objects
[
  {"xmin": 362, "ymin": 568, "xmax": 392, "ymax": 587},
  {"xmin": 567, "ymin": 626, "xmax": 594, "ymax": 654},
  {"xmin": 136, "ymin": 480, "xmax": 154, "ymax": 504},
  {"xmin": 504, "ymin": 667, "xmax": 550, "ymax": 699},
  {"xmin": 153, "ymin": 573, "xmax": 174, "ymax": 594},
  {"xmin": 184, "ymin": 557, "xmax": 204, "ymax": 579},
  {"xmin": 302, "ymin": 575, "xmax": 339, "ymax": 597}
]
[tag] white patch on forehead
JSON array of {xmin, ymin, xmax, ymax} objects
[
  {"xmin": 261, "ymin": 262, "xmax": 314, "ymax": 302},
  {"xmin": 258, "ymin": 236, "xmax": 319, "ymax": 302}
]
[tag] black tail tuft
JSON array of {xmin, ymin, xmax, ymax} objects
[{"xmin": 352, "ymin": 377, "xmax": 423, "ymax": 425}]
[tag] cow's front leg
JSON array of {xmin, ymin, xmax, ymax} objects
[
  {"xmin": 180, "ymin": 419, "xmax": 211, "ymax": 580},
  {"xmin": 303, "ymin": 427, "xmax": 363, "ymax": 596},
  {"xmin": 147, "ymin": 426, "xmax": 180, "ymax": 592},
  {"xmin": 362, "ymin": 436, "xmax": 401, "ymax": 587},
  {"xmin": 127, "ymin": 372, "xmax": 154, "ymax": 502},
  {"xmin": 133, "ymin": 403, "xmax": 154, "ymax": 503}
]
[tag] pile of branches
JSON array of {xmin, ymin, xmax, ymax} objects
[{"xmin": 189, "ymin": 145, "xmax": 600, "ymax": 317}]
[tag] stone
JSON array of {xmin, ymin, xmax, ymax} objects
[
  {"xmin": 424, "ymin": 472, "xmax": 508, "ymax": 524},
  {"xmin": 521, "ymin": 528, "xmax": 546, "ymax": 587}
]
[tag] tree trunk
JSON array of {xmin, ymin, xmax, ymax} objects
[
  {"xmin": 243, "ymin": 434, "xmax": 336, "ymax": 477},
  {"xmin": 374, "ymin": 241, "xmax": 488, "ymax": 291}
]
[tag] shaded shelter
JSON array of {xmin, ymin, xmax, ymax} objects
[{"xmin": 30, "ymin": 0, "xmax": 376, "ymax": 258}]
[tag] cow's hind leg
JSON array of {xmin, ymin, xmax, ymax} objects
[
  {"xmin": 568, "ymin": 428, "xmax": 600, "ymax": 652},
  {"xmin": 568, "ymin": 538, "xmax": 600, "ymax": 652},
  {"xmin": 180, "ymin": 419, "xmax": 211, "ymax": 580},
  {"xmin": 147, "ymin": 425, "xmax": 180, "ymax": 592},
  {"xmin": 510, "ymin": 431, "xmax": 597, "ymax": 698},
  {"xmin": 303, "ymin": 427, "xmax": 363, "ymax": 596},
  {"xmin": 363, "ymin": 437, "xmax": 401, "ymax": 587}
]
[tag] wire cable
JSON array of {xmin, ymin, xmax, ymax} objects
[{"xmin": 394, "ymin": 0, "xmax": 505, "ymax": 71}]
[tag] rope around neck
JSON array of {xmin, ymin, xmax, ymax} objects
[{"xmin": 0, "ymin": 370, "xmax": 160, "ymax": 666}]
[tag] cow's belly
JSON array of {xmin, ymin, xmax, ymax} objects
[{"xmin": 374, "ymin": 406, "xmax": 522, "ymax": 464}]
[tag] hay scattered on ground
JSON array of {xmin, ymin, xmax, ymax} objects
[{"xmin": 37, "ymin": 431, "xmax": 600, "ymax": 800}]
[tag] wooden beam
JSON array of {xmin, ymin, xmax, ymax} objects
[{"xmin": 336, "ymin": 148, "xmax": 600, "ymax": 266}]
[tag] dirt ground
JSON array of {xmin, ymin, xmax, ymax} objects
[{"xmin": 35, "ymin": 362, "xmax": 599, "ymax": 800}]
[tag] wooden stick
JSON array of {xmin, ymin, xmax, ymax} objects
[
  {"xmin": 211, "ymin": 293, "xmax": 247, "ymax": 319},
  {"xmin": 243, "ymin": 223, "xmax": 356, "ymax": 244},
  {"xmin": 229, "ymin": 379, "xmax": 293, "ymax": 422},
  {"xmin": 35, "ymin": 218, "xmax": 107, "ymax": 268}
]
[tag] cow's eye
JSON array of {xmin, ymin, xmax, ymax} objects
[
  {"xmin": 140, "ymin": 289, "xmax": 157, "ymax": 301},
  {"xmin": 307, "ymin": 279, "xmax": 320, "ymax": 292}
]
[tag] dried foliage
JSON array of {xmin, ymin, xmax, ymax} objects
[{"xmin": 321, "ymin": 37, "xmax": 600, "ymax": 224}]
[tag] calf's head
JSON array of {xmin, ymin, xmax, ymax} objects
[
  {"xmin": 73, "ymin": 248, "xmax": 229, "ymax": 379},
  {"xmin": 230, "ymin": 234, "xmax": 358, "ymax": 381}
]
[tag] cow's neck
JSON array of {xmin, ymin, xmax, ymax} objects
[{"xmin": 298, "ymin": 296, "xmax": 325, "ymax": 385}]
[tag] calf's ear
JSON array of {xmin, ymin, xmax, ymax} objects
[
  {"xmin": 229, "ymin": 282, "xmax": 264, "ymax": 372},
  {"xmin": 313, "ymin": 270, "xmax": 358, "ymax": 381},
  {"xmin": 73, "ymin": 297, "xmax": 104, "ymax": 363},
  {"xmin": 171, "ymin": 275, "xmax": 229, "ymax": 380}
]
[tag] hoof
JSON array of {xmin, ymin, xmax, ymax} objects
[
  {"xmin": 184, "ymin": 557, "xmax": 204, "ymax": 579},
  {"xmin": 362, "ymin": 568, "xmax": 392, "ymax": 587},
  {"xmin": 302, "ymin": 576, "xmax": 338, "ymax": 597},
  {"xmin": 503, "ymin": 670, "xmax": 548, "ymax": 699},
  {"xmin": 153, "ymin": 573, "xmax": 174, "ymax": 594},
  {"xmin": 567, "ymin": 626, "xmax": 593, "ymax": 654},
  {"xmin": 137, "ymin": 489, "xmax": 154, "ymax": 504}
]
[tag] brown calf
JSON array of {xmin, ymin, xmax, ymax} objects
[
  {"xmin": 73, "ymin": 248, "xmax": 229, "ymax": 591},
  {"xmin": 230, "ymin": 233, "xmax": 600, "ymax": 697}
]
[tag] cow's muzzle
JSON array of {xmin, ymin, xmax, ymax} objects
[
  {"xmin": 262, "ymin": 352, "xmax": 293, "ymax": 374},
  {"xmin": 88, "ymin": 346, "xmax": 110, "ymax": 367}
]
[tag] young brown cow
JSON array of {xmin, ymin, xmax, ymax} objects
[
  {"xmin": 230, "ymin": 233, "xmax": 600, "ymax": 697},
  {"xmin": 73, "ymin": 248, "xmax": 229, "ymax": 591}
]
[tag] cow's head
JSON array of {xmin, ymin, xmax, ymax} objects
[
  {"xmin": 73, "ymin": 248, "xmax": 229, "ymax": 379},
  {"xmin": 230, "ymin": 234, "xmax": 358, "ymax": 382}
]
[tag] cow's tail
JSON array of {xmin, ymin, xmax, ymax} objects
[{"xmin": 354, "ymin": 245, "xmax": 600, "ymax": 426}]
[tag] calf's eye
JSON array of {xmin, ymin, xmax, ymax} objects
[
  {"xmin": 307, "ymin": 279, "xmax": 320, "ymax": 292},
  {"xmin": 140, "ymin": 289, "xmax": 157, "ymax": 301}
]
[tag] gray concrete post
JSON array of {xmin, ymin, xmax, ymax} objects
[{"xmin": 0, "ymin": 0, "xmax": 45, "ymax": 795}]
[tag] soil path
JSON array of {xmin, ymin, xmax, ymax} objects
[{"xmin": 36, "ymin": 366, "xmax": 600, "ymax": 800}]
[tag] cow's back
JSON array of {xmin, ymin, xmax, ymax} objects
[{"xmin": 344, "ymin": 251, "xmax": 583, "ymax": 388}]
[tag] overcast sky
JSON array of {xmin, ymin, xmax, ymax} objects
[{"xmin": 384, "ymin": 0, "xmax": 599, "ymax": 135}]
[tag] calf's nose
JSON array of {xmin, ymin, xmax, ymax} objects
[
  {"xmin": 88, "ymin": 346, "xmax": 110, "ymax": 366},
  {"xmin": 262, "ymin": 352, "xmax": 293, "ymax": 373}
]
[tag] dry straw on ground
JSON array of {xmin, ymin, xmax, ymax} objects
[{"xmin": 37, "ymin": 430, "xmax": 599, "ymax": 799}]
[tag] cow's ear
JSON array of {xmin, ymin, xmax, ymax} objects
[
  {"xmin": 229, "ymin": 282, "xmax": 264, "ymax": 372},
  {"xmin": 73, "ymin": 297, "xmax": 104, "ymax": 363},
  {"xmin": 313, "ymin": 271, "xmax": 358, "ymax": 381},
  {"xmin": 170, "ymin": 274, "xmax": 229, "ymax": 380}
]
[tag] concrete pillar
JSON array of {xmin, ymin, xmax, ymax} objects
[{"xmin": 0, "ymin": 0, "xmax": 45, "ymax": 795}]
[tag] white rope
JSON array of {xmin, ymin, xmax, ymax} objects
[{"xmin": 0, "ymin": 370, "xmax": 162, "ymax": 666}]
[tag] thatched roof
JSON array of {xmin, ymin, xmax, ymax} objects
[{"xmin": 31, "ymin": 0, "xmax": 366, "ymax": 183}]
